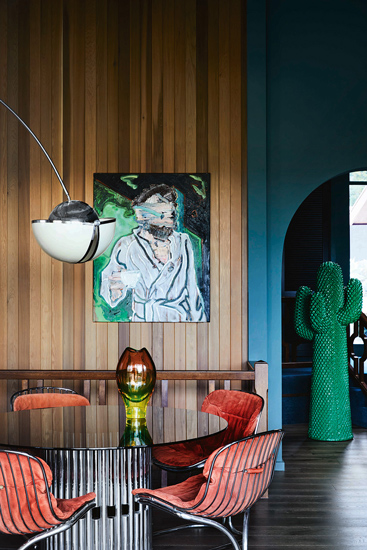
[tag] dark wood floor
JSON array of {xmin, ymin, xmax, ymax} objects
[{"xmin": 1, "ymin": 424, "xmax": 367, "ymax": 549}]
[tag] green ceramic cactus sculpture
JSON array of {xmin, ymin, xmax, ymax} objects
[{"xmin": 294, "ymin": 261, "xmax": 362, "ymax": 441}]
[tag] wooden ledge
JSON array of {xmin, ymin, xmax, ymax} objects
[{"xmin": 0, "ymin": 369, "xmax": 255, "ymax": 381}]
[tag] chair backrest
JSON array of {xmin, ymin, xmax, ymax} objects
[
  {"xmin": 0, "ymin": 450, "xmax": 64, "ymax": 534},
  {"xmin": 0, "ymin": 450, "xmax": 95, "ymax": 540},
  {"xmin": 11, "ymin": 386, "xmax": 90, "ymax": 411},
  {"xmin": 201, "ymin": 390, "xmax": 264, "ymax": 444},
  {"xmin": 189, "ymin": 429, "xmax": 283, "ymax": 518}
]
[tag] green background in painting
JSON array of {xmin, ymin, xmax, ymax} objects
[{"xmin": 93, "ymin": 179, "xmax": 203, "ymax": 322}]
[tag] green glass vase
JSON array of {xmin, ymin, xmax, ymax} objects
[{"xmin": 116, "ymin": 347, "xmax": 156, "ymax": 446}]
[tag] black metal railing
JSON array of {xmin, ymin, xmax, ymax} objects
[{"xmin": 347, "ymin": 312, "xmax": 367, "ymax": 397}]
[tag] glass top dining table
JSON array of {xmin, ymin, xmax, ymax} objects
[
  {"xmin": 0, "ymin": 404, "xmax": 227, "ymax": 449},
  {"xmin": 0, "ymin": 405, "xmax": 227, "ymax": 550}
]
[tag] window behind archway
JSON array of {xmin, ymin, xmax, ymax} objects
[{"xmin": 350, "ymin": 171, "xmax": 367, "ymax": 314}]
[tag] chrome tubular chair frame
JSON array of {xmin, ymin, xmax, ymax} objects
[
  {"xmin": 152, "ymin": 501, "xmax": 245, "ymax": 550},
  {"xmin": 18, "ymin": 503, "xmax": 96, "ymax": 550},
  {"xmin": 134, "ymin": 429, "xmax": 284, "ymax": 550}
]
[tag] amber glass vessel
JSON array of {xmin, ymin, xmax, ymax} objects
[{"xmin": 116, "ymin": 347, "xmax": 156, "ymax": 446}]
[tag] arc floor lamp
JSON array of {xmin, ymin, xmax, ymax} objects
[{"xmin": 0, "ymin": 99, "xmax": 116, "ymax": 263}]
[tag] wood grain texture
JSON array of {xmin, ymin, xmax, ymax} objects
[
  {"xmin": 51, "ymin": 0, "xmax": 64, "ymax": 374},
  {"xmin": 71, "ymin": 0, "xmax": 86, "ymax": 373},
  {"xmin": 0, "ymin": 0, "xmax": 248, "ymax": 414},
  {"xmin": 229, "ymin": 0, "xmax": 243, "ymax": 380},
  {"xmin": 0, "ymin": 368, "xmax": 256, "ymax": 381},
  {"xmin": 195, "ymin": 0, "xmax": 209, "ymax": 413},
  {"xmin": 218, "ymin": 0, "xmax": 231, "ymax": 372},
  {"xmin": 84, "ymin": 0, "xmax": 98, "ymax": 378},
  {"xmin": 61, "ymin": 0, "xmax": 73, "ymax": 372},
  {"xmin": 40, "ymin": 0, "xmax": 53, "ymax": 374},
  {"xmin": 7, "ymin": 0, "xmax": 19, "ymax": 380},
  {"xmin": 207, "ymin": 0, "xmax": 220, "ymax": 374},
  {"xmin": 18, "ymin": 1, "xmax": 30, "ymax": 371},
  {"xmin": 0, "ymin": 0, "xmax": 8, "ymax": 410}
]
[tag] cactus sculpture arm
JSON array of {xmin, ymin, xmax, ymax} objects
[
  {"xmin": 295, "ymin": 263, "xmax": 362, "ymax": 339},
  {"xmin": 337, "ymin": 278, "xmax": 363, "ymax": 326},
  {"xmin": 294, "ymin": 286, "xmax": 315, "ymax": 341}
]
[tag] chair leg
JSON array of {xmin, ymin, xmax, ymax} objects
[
  {"xmin": 242, "ymin": 509, "xmax": 250, "ymax": 550},
  {"xmin": 173, "ymin": 509, "xmax": 241, "ymax": 550},
  {"xmin": 227, "ymin": 516, "xmax": 242, "ymax": 536}
]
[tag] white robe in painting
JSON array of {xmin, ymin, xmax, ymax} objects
[{"xmin": 100, "ymin": 229, "xmax": 207, "ymax": 322}]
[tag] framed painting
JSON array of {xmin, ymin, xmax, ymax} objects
[{"xmin": 93, "ymin": 173, "xmax": 210, "ymax": 322}]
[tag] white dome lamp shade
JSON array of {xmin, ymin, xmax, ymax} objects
[
  {"xmin": 32, "ymin": 202, "xmax": 116, "ymax": 263},
  {"xmin": 1, "ymin": 99, "xmax": 116, "ymax": 263}
]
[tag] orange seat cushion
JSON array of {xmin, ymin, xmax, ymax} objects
[{"xmin": 13, "ymin": 393, "xmax": 91, "ymax": 411}]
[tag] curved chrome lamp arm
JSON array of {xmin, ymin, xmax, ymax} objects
[
  {"xmin": 0, "ymin": 99, "xmax": 71, "ymax": 202},
  {"xmin": 1, "ymin": 98, "xmax": 116, "ymax": 263}
]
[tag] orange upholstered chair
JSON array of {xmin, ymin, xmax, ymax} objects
[
  {"xmin": 134, "ymin": 430, "xmax": 283, "ymax": 550},
  {"xmin": 153, "ymin": 390, "xmax": 264, "ymax": 471},
  {"xmin": 11, "ymin": 387, "xmax": 90, "ymax": 411},
  {"xmin": 0, "ymin": 449, "xmax": 95, "ymax": 550}
]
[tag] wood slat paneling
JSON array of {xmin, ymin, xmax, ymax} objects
[
  {"xmin": 106, "ymin": 0, "xmax": 119, "ymax": 409},
  {"xmin": 207, "ymin": 0, "xmax": 220, "ymax": 376},
  {"xmin": 0, "ymin": 0, "xmax": 8, "ymax": 411},
  {"xmin": 18, "ymin": 1, "xmax": 31, "ymax": 372},
  {"xmin": 7, "ymin": 0, "xmax": 19, "ymax": 416},
  {"xmin": 51, "ymin": 0, "xmax": 64, "ymax": 375},
  {"xmin": 230, "ymin": 0, "xmax": 243, "ymax": 386},
  {"xmin": 196, "ymin": 0, "xmax": 209, "ymax": 413},
  {"xmin": 0, "ymin": 0, "xmax": 248, "ymax": 412},
  {"xmin": 219, "ymin": 0, "xmax": 231, "ymax": 372},
  {"xmin": 40, "ymin": 0, "xmax": 53, "ymax": 374},
  {"xmin": 71, "ymin": 0, "xmax": 86, "ymax": 372},
  {"xmin": 84, "ymin": 0, "xmax": 98, "ymax": 380}
]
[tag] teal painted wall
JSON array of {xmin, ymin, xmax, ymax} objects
[{"xmin": 248, "ymin": 0, "xmax": 367, "ymax": 450}]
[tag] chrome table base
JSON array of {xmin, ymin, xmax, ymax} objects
[{"xmin": 44, "ymin": 447, "xmax": 152, "ymax": 550}]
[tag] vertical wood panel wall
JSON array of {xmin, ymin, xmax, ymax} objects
[{"xmin": 0, "ymin": 0, "xmax": 247, "ymax": 412}]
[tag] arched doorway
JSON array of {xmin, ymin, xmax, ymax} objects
[{"xmin": 281, "ymin": 173, "xmax": 351, "ymax": 425}]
